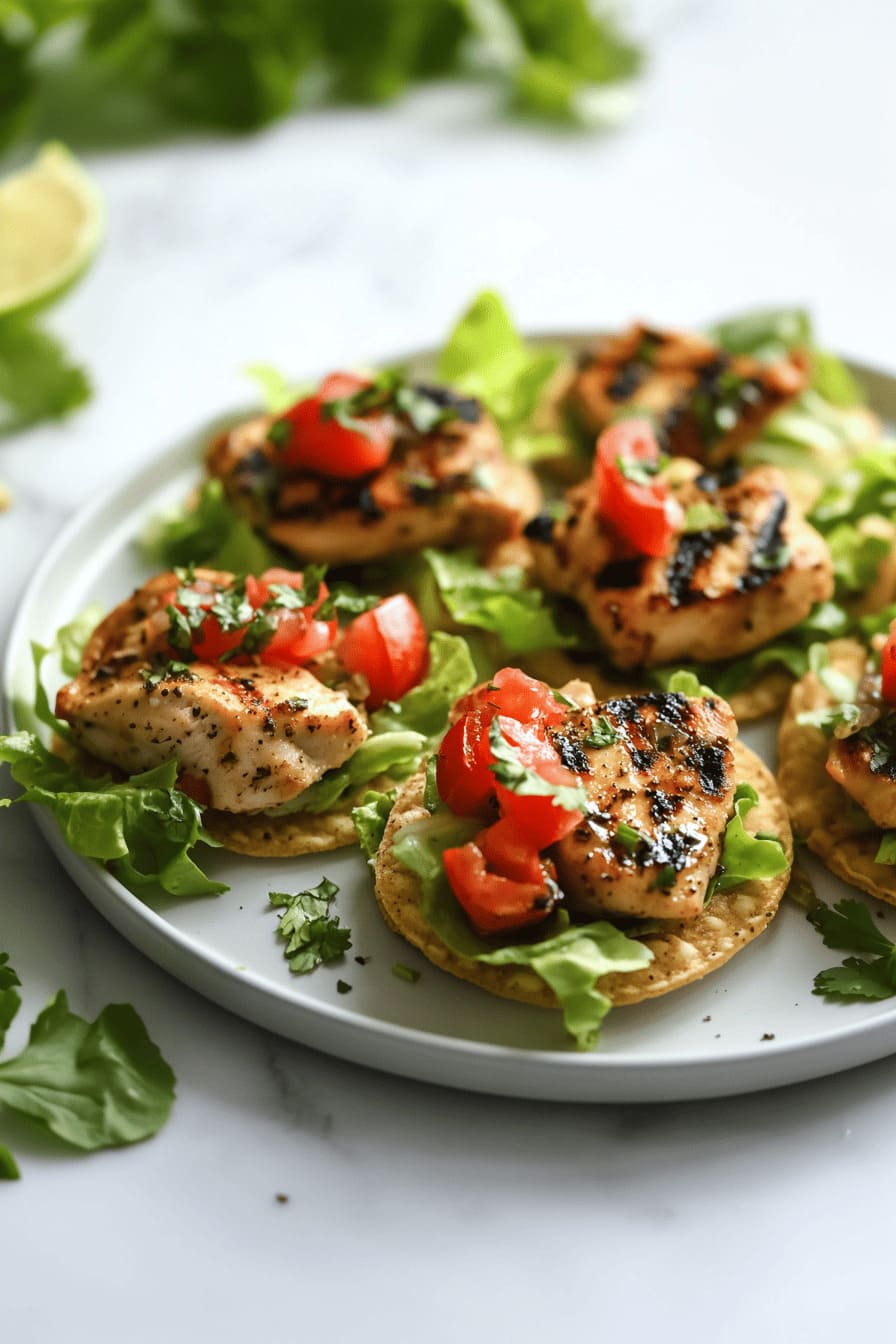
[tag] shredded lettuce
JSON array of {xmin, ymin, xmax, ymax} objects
[
  {"xmin": 710, "ymin": 784, "xmax": 789, "ymax": 895},
  {"xmin": 709, "ymin": 308, "xmax": 812, "ymax": 362},
  {"xmin": 392, "ymin": 813, "xmax": 652, "ymax": 1050},
  {"xmin": 423, "ymin": 547, "xmax": 578, "ymax": 653},
  {"xmin": 436, "ymin": 291, "xmax": 567, "ymax": 461},
  {"xmin": 142, "ymin": 478, "xmax": 280, "ymax": 573},
  {"xmin": 0, "ymin": 735, "xmax": 226, "ymax": 897},
  {"xmin": 810, "ymin": 442, "xmax": 896, "ymax": 530},
  {"xmin": 351, "ymin": 789, "xmax": 396, "ymax": 863}
]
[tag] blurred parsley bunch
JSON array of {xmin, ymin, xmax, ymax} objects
[{"xmin": 0, "ymin": 0, "xmax": 642, "ymax": 150}]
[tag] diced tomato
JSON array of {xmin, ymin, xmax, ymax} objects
[
  {"xmin": 453, "ymin": 667, "xmax": 567, "ymax": 727},
  {"xmin": 490, "ymin": 715, "xmax": 585, "ymax": 849},
  {"xmin": 882, "ymin": 627, "xmax": 896, "ymax": 705},
  {"xmin": 275, "ymin": 371, "xmax": 393, "ymax": 478},
  {"xmin": 177, "ymin": 569, "xmax": 337, "ymax": 669},
  {"xmin": 436, "ymin": 709, "xmax": 498, "ymax": 819},
  {"xmin": 476, "ymin": 816, "xmax": 545, "ymax": 884},
  {"xmin": 340, "ymin": 594, "xmax": 428, "ymax": 710},
  {"xmin": 594, "ymin": 418, "xmax": 683, "ymax": 558},
  {"xmin": 443, "ymin": 840, "xmax": 557, "ymax": 936},
  {"xmin": 189, "ymin": 614, "xmax": 247, "ymax": 663}
]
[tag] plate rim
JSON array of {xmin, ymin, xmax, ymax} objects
[{"xmin": 6, "ymin": 331, "xmax": 896, "ymax": 1102}]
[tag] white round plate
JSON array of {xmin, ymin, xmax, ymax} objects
[{"xmin": 6, "ymin": 336, "xmax": 896, "ymax": 1103}]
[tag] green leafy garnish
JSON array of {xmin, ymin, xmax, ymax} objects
[
  {"xmin": 660, "ymin": 669, "xmax": 716, "ymax": 699},
  {"xmin": 351, "ymin": 789, "xmax": 396, "ymax": 863},
  {"xmin": 391, "ymin": 814, "xmax": 652, "ymax": 1050},
  {"xmin": 710, "ymin": 783, "xmax": 789, "ymax": 896},
  {"xmin": 269, "ymin": 878, "xmax": 351, "ymax": 974},
  {"xmin": 0, "ymin": 735, "xmax": 226, "ymax": 898},
  {"xmin": 710, "ymin": 308, "xmax": 811, "ymax": 362},
  {"xmin": 0, "ymin": 953, "xmax": 22, "ymax": 1053},
  {"xmin": 423, "ymin": 547, "xmax": 577, "ymax": 653},
  {"xmin": 585, "ymin": 715, "xmax": 617, "ymax": 749},
  {"xmin": 614, "ymin": 821, "xmax": 643, "ymax": 854},
  {"xmin": 0, "ymin": 314, "xmax": 91, "ymax": 435},
  {"xmin": 391, "ymin": 963, "xmax": 421, "ymax": 985},
  {"xmin": 244, "ymin": 363, "xmax": 307, "ymax": 414},
  {"xmin": 682, "ymin": 501, "xmax": 729, "ymax": 533},
  {"xmin": 488, "ymin": 718, "xmax": 589, "ymax": 815},
  {"xmin": 436, "ymin": 291, "xmax": 567, "ymax": 461},
  {"xmin": 808, "ymin": 898, "xmax": 896, "ymax": 1001},
  {"xmin": 0, "ymin": 988, "xmax": 175, "ymax": 1163},
  {"xmin": 142, "ymin": 479, "xmax": 280, "ymax": 572}
]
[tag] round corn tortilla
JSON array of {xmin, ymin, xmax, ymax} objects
[
  {"xmin": 204, "ymin": 773, "xmax": 395, "ymax": 858},
  {"xmin": 373, "ymin": 740, "xmax": 792, "ymax": 1010},
  {"xmin": 518, "ymin": 649, "xmax": 791, "ymax": 723},
  {"xmin": 778, "ymin": 637, "xmax": 896, "ymax": 904}
]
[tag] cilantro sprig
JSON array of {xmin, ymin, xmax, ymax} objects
[{"xmin": 808, "ymin": 899, "xmax": 896, "ymax": 1001}]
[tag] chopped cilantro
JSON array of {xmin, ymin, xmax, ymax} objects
[
  {"xmin": 614, "ymin": 822, "xmax": 643, "ymax": 854},
  {"xmin": 488, "ymin": 718, "xmax": 589, "ymax": 815},
  {"xmin": 269, "ymin": 878, "xmax": 351, "ymax": 974},
  {"xmin": 682, "ymin": 501, "xmax": 728, "ymax": 533},
  {"xmin": 141, "ymin": 660, "xmax": 195, "ymax": 689},
  {"xmin": 336, "ymin": 980, "xmax": 352, "ymax": 995},
  {"xmin": 585, "ymin": 715, "xmax": 617, "ymax": 749},
  {"xmin": 391, "ymin": 963, "xmax": 421, "ymax": 984}
]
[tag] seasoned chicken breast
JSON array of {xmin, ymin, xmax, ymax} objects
[
  {"xmin": 825, "ymin": 724, "xmax": 896, "ymax": 829},
  {"xmin": 550, "ymin": 690, "xmax": 737, "ymax": 921},
  {"xmin": 55, "ymin": 571, "xmax": 367, "ymax": 814},
  {"xmin": 569, "ymin": 324, "xmax": 806, "ymax": 463},
  {"xmin": 206, "ymin": 386, "xmax": 540, "ymax": 565},
  {"xmin": 528, "ymin": 460, "xmax": 833, "ymax": 669}
]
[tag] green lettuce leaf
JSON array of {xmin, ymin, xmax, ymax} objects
[
  {"xmin": 142, "ymin": 478, "xmax": 280, "ymax": 572},
  {"xmin": 0, "ymin": 733, "xmax": 226, "ymax": 897},
  {"xmin": 0, "ymin": 990, "xmax": 175, "ymax": 1150},
  {"xmin": 811, "ymin": 349, "xmax": 865, "ymax": 407},
  {"xmin": 423, "ymin": 547, "xmax": 578, "ymax": 653},
  {"xmin": 710, "ymin": 307, "xmax": 812, "ymax": 361},
  {"xmin": 391, "ymin": 813, "xmax": 652, "ymax": 1049},
  {"xmin": 0, "ymin": 1144, "xmax": 19, "ymax": 1181},
  {"xmin": 711, "ymin": 783, "xmax": 789, "ymax": 894},
  {"xmin": 810, "ymin": 443, "xmax": 896, "ymax": 530},
  {"xmin": 436, "ymin": 290, "xmax": 566, "ymax": 460},
  {"xmin": 351, "ymin": 788, "xmax": 396, "ymax": 862},
  {"xmin": 243, "ymin": 362, "xmax": 309, "ymax": 413},
  {"xmin": 825, "ymin": 522, "xmax": 891, "ymax": 597},
  {"xmin": 269, "ymin": 730, "xmax": 427, "ymax": 816}
]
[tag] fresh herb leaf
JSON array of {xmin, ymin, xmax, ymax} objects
[
  {"xmin": 807, "ymin": 898, "xmax": 896, "ymax": 1001},
  {"xmin": 351, "ymin": 788, "xmax": 396, "ymax": 863},
  {"xmin": 0, "ymin": 991, "xmax": 175, "ymax": 1151},
  {"xmin": 391, "ymin": 963, "xmax": 421, "ymax": 984},
  {"xmin": 585, "ymin": 715, "xmax": 617, "ymax": 749},
  {"xmin": 140, "ymin": 660, "xmax": 195, "ymax": 690},
  {"xmin": 797, "ymin": 701, "xmax": 861, "ymax": 739},
  {"xmin": 614, "ymin": 821, "xmax": 643, "ymax": 854},
  {"xmin": 658, "ymin": 669, "xmax": 716, "ymax": 699},
  {"xmin": 682, "ymin": 501, "xmax": 729, "ymax": 533},
  {"xmin": 617, "ymin": 453, "xmax": 664, "ymax": 485},
  {"xmin": 0, "ymin": 315, "xmax": 91, "ymax": 435},
  {"xmin": 825, "ymin": 522, "xmax": 891, "ymax": 598},
  {"xmin": 488, "ymin": 718, "xmax": 589, "ymax": 815},
  {"xmin": 0, "ymin": 1145, "xmax": 20, "ymax": 1181},
  {"xmin": 875, "ymin": 832, "xmax": 896, "ymax": 865},
  {"xmin": 807, "ymin": 643, "xmax": 857, "ymax": 704},
  {"xmin": 269, "ymin": 878, "xmax": 351, "ymax": 974},
  {"xmin": 423, "ymin": 547, "xmax": 578, "ymax": 653},
  {"xmin": 0, "ymin": 953, "xmax": 22, "ymax": 1053}
]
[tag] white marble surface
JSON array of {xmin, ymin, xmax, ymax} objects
[{"xmin": 2, "ymin": 0, "xmax": 895, "ymax": 1337}]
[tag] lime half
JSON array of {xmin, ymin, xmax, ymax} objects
[{"xmin": 0, "ymin": 143, "xmax": 103, "ymax": 317}]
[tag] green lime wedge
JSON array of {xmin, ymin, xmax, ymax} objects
[{"xmin": 0, "ymin": 143, "xmax": 103, "ymax": 317}]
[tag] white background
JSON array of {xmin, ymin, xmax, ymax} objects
[{"xmin": 2, "ymin": 1, "xmax": 894, "ymax": 1338}]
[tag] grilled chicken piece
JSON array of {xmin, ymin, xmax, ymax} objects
[
  {"xmin": 550, "ymin": 691, "xmax": 737, "ymax": 921},
  {"xmin": 826, "ymin": 722, "xmax": 896, "ymax": 829},
  {"xmin": 55, "ymin": 571, "xmax": 368, "ymax": 814},
  {"xmin": 527, "ymin": 460, "xmax": 833, "ymax": 669},
  {"xmin": 569, "ymin": 324, "xmax": 806, "ymax": 463},
  {"xmin": 206, "ymin": 388, "xmax": 540, "ymax": 565}
]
